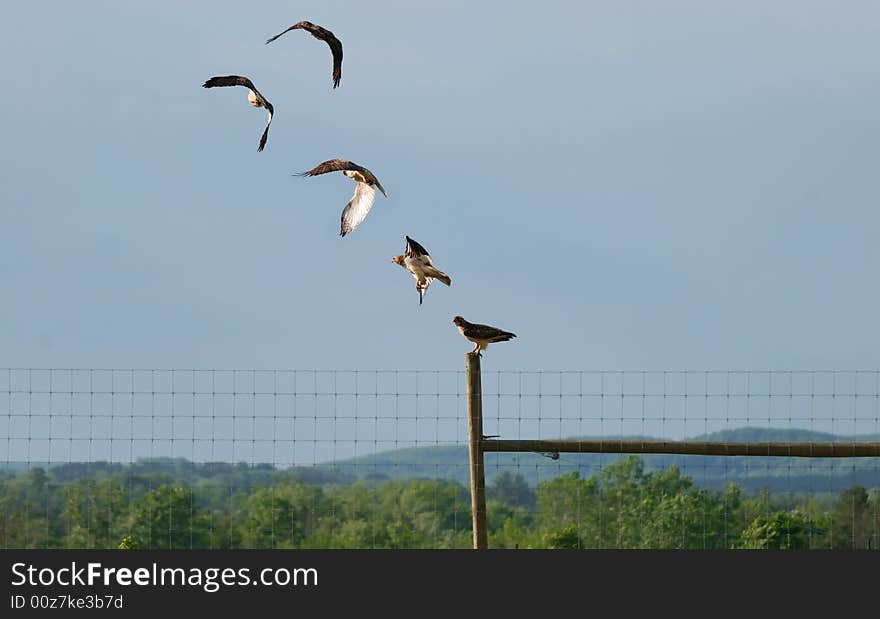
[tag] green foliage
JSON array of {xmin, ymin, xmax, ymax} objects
[
  {"xmin": 61, "ymin": 479, "xmax": 129, "ymax": 548},
  {"xmin": 238, "ymin": 480, "xmax": 322, "ymax": 548},
  {"xmin": 0, "ymin": 468, "xmax": 57, "ymax": 548},
  {"xmin": 827, "ymin": 486, "xmax": 880, "ymax": 549},
  {"xmin": 543, "ymin": 524, "xmax": 584, "ymax": 549},
  {"xmin": 0, "ymin": 458, "xmax": 877, "ymax": 549},
  {"xmin": 489, "ymin": 472, "xmax": 536, "ymax": 510},
  {"xmin": 739, "ymin": 509, "xmax": 818, "ymax": 549},
  {"xmin": 127, "ymin": 485, "xmax": 209, "ymax": 549},
  {"xmin": 487, "ymin": 500, "xmax": 534, "ymax": 548},
  {"xmin": 534, "ymin": 457, "xmax": 743, "ymax": 549}
]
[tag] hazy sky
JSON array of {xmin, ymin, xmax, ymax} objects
[{"xmin": 2, "ymin": 0, "xmax": 879, "ymax": 373}]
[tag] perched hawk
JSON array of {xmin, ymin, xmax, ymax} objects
[
  {"xmin": 202, "ymin": 75, "xmax": 274, "ymax": 152},
  {"xmin": 452, "ymin": 316, "xmax": 516, "ymax": 356},
  {"xmin": 296, "ymin": 159, "xmax": 387, "ymax": 237},
  {"xmin": 266, "ymin": 20, "xmax": 343, "ymax": 89},
  {"xmin": 392, "ymin": 236, "xmax": 451, "ymax": 305}
]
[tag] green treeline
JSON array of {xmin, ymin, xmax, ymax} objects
[{"xmin": 1, "ymin": 456, "xmax": 878, "ymax": 549}]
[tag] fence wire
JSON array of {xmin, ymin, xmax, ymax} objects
[{"xmin": 1, "ymin": 369, "xmax": 878, "ymax": 549}]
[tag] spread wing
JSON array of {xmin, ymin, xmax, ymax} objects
[
  {"xmin": 297, "ymin": 159, "xmax": 386, "ymax": 194},
  {"xmin": 405, "ymin": 236, "xmax": 431, "ymax": 259},
  {"xmin": 340, "ymin": 182, "xmax": 376, "ymax": 237},
  {"xmin": 265, "ymin": 25, "xmax": 298, "ymax": 45},
  {"xmin": 203, "ymin": 75, "xmax": 268, "ymax": 102},
  {"xmin": 203, "ymin": 75, "xmax": 256, "ymax": 90},
  {"xmin": 465, "ymin": 323, "xmax": 516, "ymax": 342},
  {"xmin": 298, "ymin": 22, "xmax": 343, "ymax": 88},
  {"xmin": 203, "ymin": 76, "xmax": 273, "ymax": 151},
  {"xmin": 266, "ymin": 21, "xmax": 343, "ymax": 88},
  {"xmin": 298, "ymin": 158, "xmax": 364, "ymax": 177},
  {"xmin": 404, "ymin": 236, "xmax": 450, "ymax": 286}
]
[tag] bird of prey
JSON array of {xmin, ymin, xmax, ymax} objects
[
  {"xmin": 266, "ymin": 20, "xmax": 343, "ymax": 89},
  {"xmin": 202, "ymin": 75, "xmax": 274, "ymax": 152},
  {"xmin": 452, "ymin": 316, "xmax": 516, "ymax": 356},
  {"xmin": 392, "ymin": 236, "xmax": 452, "ymax": 305},
  {"xmin": 296, "ymin": 159, "xmax": 387, "ymax": 237}
]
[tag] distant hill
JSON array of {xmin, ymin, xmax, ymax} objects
[
  {"xmin": 331, "ymin": 427, "xmax": 880, "ymax": 492},
  {"xmin": 2, "ymin": 427, "xmax": 878, "ymax": 493},
  {"xmin": 691, "ymin": 427, "xmax": 880, "ymax": 443}
]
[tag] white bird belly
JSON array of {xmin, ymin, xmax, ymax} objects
[{"xmin": 403, "ymin": 257, "xmax": 427, "ymax": 281}]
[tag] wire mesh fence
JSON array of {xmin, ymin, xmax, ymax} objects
[{"xmin": 2, "ymin": 368, "xmax": 879, "ymax": 549}]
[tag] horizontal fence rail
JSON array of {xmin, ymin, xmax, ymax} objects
[{"xmin": 481, "ymin": 439, "xmax": 880, "ymax": 458}]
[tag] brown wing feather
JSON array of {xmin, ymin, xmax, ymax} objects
[
  {"xmin": 266, "ymin": 21, "xmax": 343, "ymax": 88},
  {"xmin": 203, "ymin": 75, "xmax": 257, "ymax": 91},
  {"xmin": 464, "ymin": 323, "xmax": 517, "ymax": 341},
  {"xmin": 405, "ymin": 236, "xmax": 431, "ymax": 259},
  {"xmin": 203, "ymin": 76, "xmax": 273, "ymax": 152},
  {"xmin": 296, "ymin": 159, "xmax": 368, "ymax": 178},
  {"xmin": 203, "ymin": 75, "xmax": 271, "ymax": 108},
  {"xmin": 324, "ymin": 34, "xmax": 343, "ymax": 88},
  {"xmin": 258, "ymin": 117, "xmax": 271, "ymax": 152},
  {"xmin": 265, "ymin": 25, "xmax": 298, "ymax": 45}
]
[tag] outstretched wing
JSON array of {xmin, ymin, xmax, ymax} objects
[
  {"xmin": 297, "ymin": 158, "xmax": 365, "ymax": 178},
  {"xmin": 203, "ymin": 76, "xmax": 273, "ymax": 151},
  {"xmin": 405, "ymin": 236, "xmax": 431, "ymax": 259},
  {"xmin": 265, "ymin": 25, "xmax": 298, "ymax": 45},
  {"xmin": 404, "ymin": 236, "xmax": 451, "ymax": 286},
  {"xmin": 266, "ymin": 21, "xmax": 343, "ymax": 88},
  {"xmin": 340, "ymin": 182, "xmax": 376, "ymax": 237},
  {"xmin": 203, "ymin": 75, "xmax": 258, "ymax": 93},
  {"xmin": 296, "ymin": 22, "xmax": 343, "ymax": 88},
  {"xmin": 296, "ymin": 159, "xmax": 386, "ymax": 195}
]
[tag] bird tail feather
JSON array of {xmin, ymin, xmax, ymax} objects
[
  {"xmin": 424, "ymin": 267, "xmax": 451, "ymax": 286},
  {"xmin": 490, "ymin": 332, "xmax": 516, "ymax": 343}
]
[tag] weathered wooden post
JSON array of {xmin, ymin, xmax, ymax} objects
[{"xmin": 466, "ymin": 352, "xmax": 488, "ymax": 549}]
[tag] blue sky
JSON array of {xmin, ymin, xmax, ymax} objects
[{"xmin": 1, "ymin": 0, "xmax": 879, "ymax": 373}]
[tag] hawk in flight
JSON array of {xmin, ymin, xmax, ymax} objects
[
  {"xmin": 266, "ymin": 20, "xmax": 343, "ymax": 89},
  {"xmin": 296, "ymin": 159, "xmax": 387, "ymax": 237},
  {"xmin": 392, "ymin": 236, "xmax": 451, "ymax": 305},
  {"xmin": 452, "ymin": 316, "xmax": 516, "ymax": 356},
  {"xmin": 202, "ymin": 75, "xmax": 274, "ymax": 152}
]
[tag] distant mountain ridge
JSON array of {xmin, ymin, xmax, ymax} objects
[
  {"xmin": 691, "ymin": 427, "xmax": 880, "ymax": 443},
  {"xmin": 333, "ymin": 427, "xmax": 880, "ymax": 491},
  {"xmin": 2, "ymin": 427, "xmax": 878, "ymax": 493}
]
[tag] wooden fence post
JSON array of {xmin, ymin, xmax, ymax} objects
[{"xmin": 466, "ymin": 353, "xmax": 488, "ymax": 550}]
